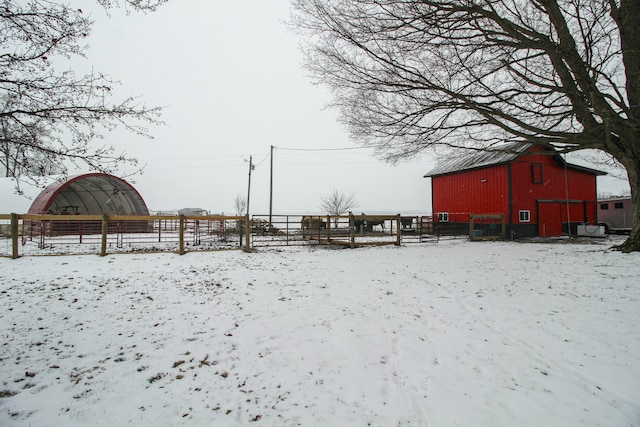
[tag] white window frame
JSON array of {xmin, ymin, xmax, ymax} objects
[
  {"xmin": 437, "ymin": 212, "xmax": 449, "ymax": 222},
  {"xmin": 519, "ymin": 210, "xmax": 530, "ymax": 222}
]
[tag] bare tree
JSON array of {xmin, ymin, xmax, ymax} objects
[
  {"xmin": 320, "ymin": 189, "xmax": 357, "ymax": 225},
  {"xmin": 0, "ymin": 0, "xmax": 167, "ymax": 193},
  {"xmin": 96, "ymin": 0, "xmax": 167, "ymax": 12},
  {"xmin": 234, "ymin": 194, "xmax": 247, "ymax": 216},
  {"xmin": 292, "ymin": 0, "xmax": 640, "ymax": 252}
]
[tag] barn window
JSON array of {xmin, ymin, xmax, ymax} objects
[
  {"xmin": 437, "ymin": 212, "xmax": 449, "ymax": 222},
  {"xmin": 600, "ymin": 203, "xmax": 609, "ymax": 210},
  {"xmin": 519, "ymin": 210, "xmax": 530, "ymax": 222},
  {"xmin": 615, "ymin": 202, "xmax": 624, "ymax": 209},
  {"xmin": 531, "ymin": 164, "xmax": 543, "ymax": 184}
]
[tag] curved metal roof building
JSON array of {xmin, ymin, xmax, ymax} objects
[{"xmin": 27, "ymin": 173, "xmax": 150, "ymax": 215}]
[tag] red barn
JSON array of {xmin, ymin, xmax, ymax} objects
[{"xmin": 424, "ymin": 143, "xmax": 606, "ymax": 238}]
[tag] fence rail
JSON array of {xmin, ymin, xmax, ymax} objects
[
  {"xmin": 0, "ymin": 213, "xmax": 249, "ymax": 258},
  {"xmin": 469, "ymin": 214, "xmax": 506, "ymax": 241},
  {"xmin": 249, "ymin": 213, "xmax": 444, "ymax": 248},
  {"xmin": 1, "ymin": 211, "xmax": 497, "ymax": 257}
]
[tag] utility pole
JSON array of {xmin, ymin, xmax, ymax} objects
[
  {"xmin": 246, "ymin": 155, "xmax": 254, "ymax": 216},
  {"xmin": 269, "ymin": 145, "xmax": 274, "ymax": 226}
]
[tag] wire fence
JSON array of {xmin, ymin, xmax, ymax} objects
[
  {"xmin": 248, "ymin": 214, "xmax": 447, "ymax": 248},
  {"xmin": 469, "ymin": 214, "xmax": 506, "ymax": 241},
  {"xmin": 0, "ymin": 212, "xmax": 488, "ymax": 258},
  {"xmin": 0, "ymin": 214, "xmax": 248, "ymax": 258}
]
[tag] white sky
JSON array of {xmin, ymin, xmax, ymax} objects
[
  {"xmin": 63, "ymin": 1, "xmax": 434, "ymax": 215},
  {"xmin": 4, "ymin": 1, "xmax": 629, "ymax": 215}
]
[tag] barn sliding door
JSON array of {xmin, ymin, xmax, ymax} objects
[{"xmin": 538, "ymin": 202, "xmax": 562, "ymax": 237}]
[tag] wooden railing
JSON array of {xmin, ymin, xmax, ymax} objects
[
  {"xmin": 0, "ymin": 212, "xmax": 461, "ymax": 257},
  {"xmin": 0, "ymin": 213, "xmax": 250, "ymax": 258}
]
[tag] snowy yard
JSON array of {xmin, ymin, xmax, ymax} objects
[{"xmin": 1, "ymin": 237, "xmax": 639, "ymax": 426}]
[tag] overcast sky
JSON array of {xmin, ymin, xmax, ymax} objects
[
  {"xmin": 11, "ymin": 1, "xmax": 628, "ymax": 215},
  {"xmin": 52, "ymin": 1, "xmax": 430, "ymax": 215}
]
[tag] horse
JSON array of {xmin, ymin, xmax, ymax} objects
[
  {"xmin": 353, "ymin": 216, "xmax": 385, "ymax": 232},
  {"xmin": 301, "ymin": 216, "xmax": 327, "ymax": 234},
  {"xmin": 401, "ymin": 217, "xmax": 414, "ymax": 228}
]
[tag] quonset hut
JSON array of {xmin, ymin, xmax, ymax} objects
[
  {"xmin": 27, "ymin": 173, "xmax": 150, "ymax": 216},
  {"xmin": 26, "ymin": 173, "xmax": 151, "ymax": 235}
]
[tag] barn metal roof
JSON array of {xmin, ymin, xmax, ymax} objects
[{"xmin": 424, "ymin": 142, "xmax": 606, "ymax": 177}]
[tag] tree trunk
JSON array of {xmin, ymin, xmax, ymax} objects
[{"xmin": 615, "ymin": 159, "xmax": 640, "ymax": 252}]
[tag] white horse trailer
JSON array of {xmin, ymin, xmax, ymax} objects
[{"xmin": 597, "ymin": 197, "xmax": 633, "ymax": 234}]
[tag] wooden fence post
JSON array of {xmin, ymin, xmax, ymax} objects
[
  {"xmin": 286, "ymin": 215, "xmax": 290, "ymax": 246},
  {"xmin": 178, "ymin": 214, "xmax": 185, "ymax": 255},
  {"xmin": 469, "ymin": 214, "xmax": 475, "ymax": 241},
  {"xmin": 349, "ymin": 212, "xmax": 355, "ymax": 248},
  {"xmin": 100, "ymin": 213, "xmax": 108, "ymax": 256},
  {"xmin": 396, "ymin": 214, "xmax": 402, "ymax": 246},
  {"xmin": 11, "ymin": 213, "xmax": 19, "ymax": 259}
]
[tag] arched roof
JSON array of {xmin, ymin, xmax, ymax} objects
[{"xmin": 28, "ymin": 173, "xmax": 150, "ymax": 215}]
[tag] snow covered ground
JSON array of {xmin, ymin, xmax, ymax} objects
[{"xmin": 1, "ymin": 236, "xmax": 639, "ymax": 426}]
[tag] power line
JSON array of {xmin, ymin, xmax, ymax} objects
[
  {"xmin": 275, "ymin": 145, "xmax": 369, "ymax": 152},
  {"xmin": 275, "ymin": 160, "xmax": 386, "ymax": 166},
  {"xmin": 142, "ymin": 146, "xmax": 367, "ymax": 162},
  {"xmin": 141, "ymin": 145, "xmax": 429, "ymax": 171},
  {"xmin": 145, "ymin": 157, "xmax": 426, "ymax": 171},
  {"xmin": 254, "ymin": 152, "xmax": 271, "ymax": 167},
  {"xmin": 141, "ymin": 153, "xmax": 266, "ymax": 161}
]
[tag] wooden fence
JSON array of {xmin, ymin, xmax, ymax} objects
[
  {"xmin": 0, "ymin": 213, "xmax": 250, "ymax": 258},
  {"xmin": 0, "ymin": 212, "xmax": 502, "ymax": 257},
  {"xmin": 469, "ymin": 214, "xmax": 506, "ymax": 241},
  {"xmin": 248, "ymin": 213, "xmax": 441, "ymax": 248}
]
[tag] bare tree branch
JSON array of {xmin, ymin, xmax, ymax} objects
[
  {"xmin": 292, "ymin": 0, "xmax": 640, "ymax": 251},
  {"xmin": 320, "ymin": 189, "xmax": 357, "ymax": 217},
  {"xmin": 234, "ymin": 194, "xmax": 247, "ymax": 216},
  {"xmin": 0, "ymin": 0, "xmax": 166, "ymax": 189}
]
